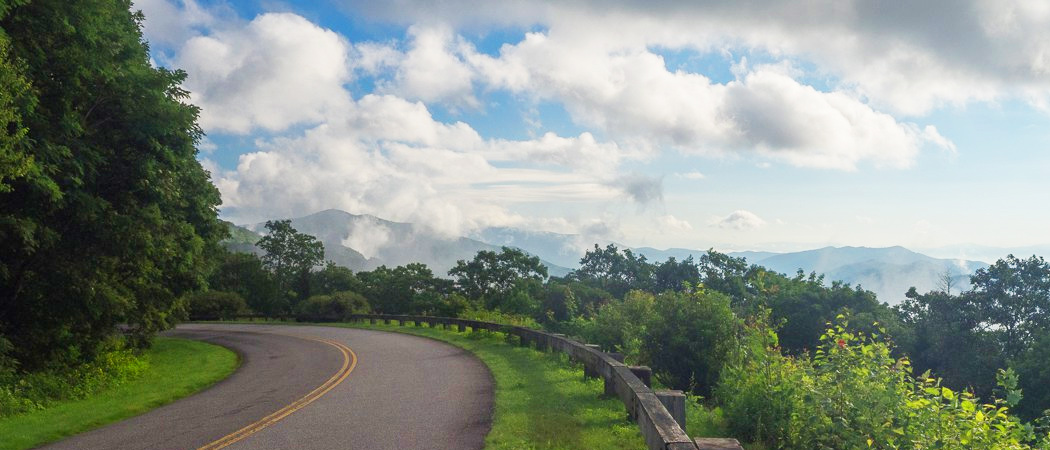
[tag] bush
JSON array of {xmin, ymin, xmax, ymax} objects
[
  {"xmin": 0, "ymin": 344, "xmax": 147, "ymax": 417},
  {"xmin": 585, "ymin": 290, "xmax": 656, "ymax": 363},
  {"xmin": 717, "ymin": 316, "xmax": 1050, "ymax": 450},
  {"xmin": 295, "ymin": 291, "xmax": 370, "ymax": 321},
  {"xmin": 185, "ymin": 291, "xmax": 249, "ymax": 320},
  {"xmin": 643, "ymin": 288, "xmax": 740, "ymax": 395}
]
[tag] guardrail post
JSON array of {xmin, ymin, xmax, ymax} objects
[
  {"xmin": 656, "ymin": 390, "xmax": 686, "ymax": 430},
  {"xmin": 384, "ymin": 318, "xmax": 391, "ymax": 325},
  {"xmin": 629, "ymin": 366, "xmax": 652, "ymax": 388},
  {"xmin": 414, "ymin": 318, "xmax": 422, "ymax": 327},
  {"xmin": 457, "ymin": 322, "xmax": 466, "ymax": 332},
  {"xmin": 694, "ymin": 438, "xmax": 744, "ymax": 449},
  {"xmin": 583, "ymin": 344, "xmax": 601, "ymax": 379},
  {"xmin": 369, "ymin": 317, "xmax": 376, "ymax": 325}
]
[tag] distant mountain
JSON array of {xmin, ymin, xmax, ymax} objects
[
  {"xmin": 225, "ymin": 210, "xmax": 994, "ymax": 303},
  {"xmin": 740, "ymin": 246, "xmax": 988, "ymax": 304},
  {"xmin": 234, "ymin": 210, "xmax": 571, "ymax": 277},
  {"xmin": 633, "ymin": 245, "xmax": 988, "ymax": 304},
  {"xmin": 472, "ymin": 227, "xmax": 590, "ymax": 269}
]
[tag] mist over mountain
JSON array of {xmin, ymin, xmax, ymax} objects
[
  {"xmin": 745, "ymin": 246, "xmax": 989, "ymax": 304},
  {"xmin": 231, "ymin": 209, "xmax": 572, "ymax": 276},
  {"xmin": 224, "ymin": 209, "xmax": 1014, "ymax": 304}
]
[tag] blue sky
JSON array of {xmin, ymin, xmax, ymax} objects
[{"xmin": 136, "ymin": 0, "xmax": 1050, "ymax": 260}]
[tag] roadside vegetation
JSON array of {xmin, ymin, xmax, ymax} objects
[
  {"xmin": 333, "ymin": 321, "xmax": 647, "ymax": 449},
  {"xmin": 0, "ymin": 0, "xmax": 226, "ymax": 429},
  {"xmin": 3, "ymin": 2, "xmax": 1050, "ymax": 449},
  {"xmin": 207, "ymin": 222, "xmax": 1050, "ymax": 449},
  {"xmin": 0, "ymin": 338, "xmax": 237, "ymax": 450}
]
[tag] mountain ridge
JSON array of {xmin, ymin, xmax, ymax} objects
[{"xmin": 224, "ymin": 209, "xmax": 1010, "ymax": 304}]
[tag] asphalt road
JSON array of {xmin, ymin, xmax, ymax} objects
[{"xmin": 42, "ymin": 323, "xmax": 494, "ymax": 450}]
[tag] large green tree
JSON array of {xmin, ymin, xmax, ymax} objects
[
  {"xmin": 969, "ymin": 254, "xmax": 1050, "ymax": 358},
  {"xmin": 570, "ymin": 244, "xmax": 655, "ymax": 297},
  {"xmin": 0, "ymin": 0, "xmax": 224, "ymax": 369},
  {"xmin": 449, "ymin": 246, "xmax": 548, "ymax": 308},
  {"xmin": 256, "ymin": 220, "xmax": 324, "ymax": 306}
]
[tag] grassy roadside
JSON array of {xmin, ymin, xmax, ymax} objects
[
  {"xmin": 346, "ymin": 322, "xmax": 647, "ymax": 449},
  {"xmin": 0, "ymin": 337, "xmax": 238, "ymax": 450},
  {"xmin": 227, "ymin": 319, "xmax": 647, "ymax": 449}
]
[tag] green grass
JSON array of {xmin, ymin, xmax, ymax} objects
[
  {"xmin": 232, "ymin": 320, "xmax": 648, "ymax": 449},
  {"xmin": 0, "ymin": 337, "xmax": 238, "ymax": 450}
]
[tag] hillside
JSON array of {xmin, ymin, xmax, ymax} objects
[
  {"xmin": 226, "ymin": 210, "xmax": 996, "ymax": 303},
  {"xmin": 232, "ymin": 210, "xmax": 571, "ymax": 276}
]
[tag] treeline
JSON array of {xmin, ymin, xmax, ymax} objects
[
  {"xmin": 0, "ymin": 0, "xmax": 224, "ymax": 415},
  {"xmin": 209, "ymin": 225, "xmax": 1050, "ymax": 448}
]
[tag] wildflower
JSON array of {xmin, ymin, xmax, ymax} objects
[{"xmin": 837, "ymin": 338, "xmax": 846, "ymax": 349}]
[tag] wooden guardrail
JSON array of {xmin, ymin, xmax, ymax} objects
[{"xmin": 343, "ymin": 314, "xmax": 743, "ymax": 450}]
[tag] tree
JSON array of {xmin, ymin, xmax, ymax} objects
[
  {"xmin": 358, "ymin": 263, "xmax": 453, "ymax": 315},
  {"xmin": 654, "ymin": 255, "xmax": 700, "ymax": 293},
  {"xmin": 208, "ymin": 251, "xmax": 280, "ymax": 316},
  {"xmin": 296, "ymin": 291, "xmax": 370, "ymax": 321},
  {"xmin": 309, "ymin": 262, "xmax": 361, "ymax": 297},
  {"xmin": 643, "ymin": 288, "xmax": 740, "ymax": 395},
  {"xmin": 969, "ymin": 254, "xmax": 1050, "ymax": 358},
  {"xmin": 256, "ymin": 220, "xmax": 324, "ymax": 306},
  {"xmin": 571, "ymin": 244, "xmax": 655, "ymax": 297},
  {"xmin": 895, "ymin": 288, "xmax": 1004, "ymax": 400},
  {"xmin": 185, "ymin": 291, "xmax": 248, "ymax": 321},
  {"xmin": 0, "ymin": 0, "xmax": 224, "ymax": 370},
  {"xmin": 449, "ymin": 247, "xmax": 548, "ymax": 308}
]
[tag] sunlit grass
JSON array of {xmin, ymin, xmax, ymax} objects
[
  {"xmin": 0, "ymin": 338, "xmax": 238, "ymax": 450},
  {"xmin": 296, "ymin": 321, "xmax": 648, "ymax": 449}
]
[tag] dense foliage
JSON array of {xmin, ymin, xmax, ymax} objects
[
  {"xmin": 718, "ymin": 317, "xmax": 1050, "ymax": 449},
  {"xmin": 211, "ymin": 233, "xmax": 1050, "ymax": 448},
  {"xmin": 0, "ymin": 0, "xmax": 223, "ymax": 372}
]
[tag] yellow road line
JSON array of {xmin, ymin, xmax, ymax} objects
[{"xmin": 198, "ymin": 336, "xmax": 357, "ymax": 450}]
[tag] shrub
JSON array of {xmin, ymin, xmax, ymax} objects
[
  {"xmin": 643, "ymin": 288, "xmax": 740, "ymax": 395},
  {"xmin": 0, "ymin": 344, "xmax": 147, "ymax": 417},
  {"xmin": 717, "ymin": 316, "xmax": 1050, "ymax": 450},
  {"xmin": 586, "ymin": 290, "xmax": 656, "ymax": 363},
  {"xmin": 185, "ymin": 291, "xmax": 249, "ymax": 320},
  {"xmin": 295, "ymin": 291, "xmax": 370, "ymax": 321}
]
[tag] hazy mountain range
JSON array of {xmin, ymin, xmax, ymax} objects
[{"xmin": 224, "ymin": 208, "xmax": 1040, "ymax": 304}]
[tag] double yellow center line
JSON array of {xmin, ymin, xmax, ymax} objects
[{"xmin": 198, "ymin": 336, "xmax": 358, "ymax": 450}]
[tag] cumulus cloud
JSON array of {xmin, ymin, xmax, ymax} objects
[
  {"xmin": 176, "ymin": 13, "xmax": 353, "ymax": 134},
  {"xmin": 134, "ymin": 0, "xmax": 225, "ymax": 50},
  {"xmin": 333, "ymin": 0, "xmax": 1050, "ymax": 114},
  {"xmin": 716, "ymin": 210, "xmax": 767, "ymax": 230},
  {"xmin": 211, "ymin": 93, "xmax": 626, "ymax": 236},
  {"xmin": 658, "ymin": 215, "xmax": 693, "ymax": 231},
  {"xmin": 609, "ymin": 174, "xmax": 663, "ymax": 205},
  {"xmin": 466, "ymin": 33, "xmax": 951, "ymax": 169},
  {"xmin": 342, "ymin": 217, "xmax": 393, "ymax": 259},
  {"xmin": 676, "ymin": 171, "xmax": 706, "ymax": 180},
  {"xmin": 382, "ymin": 25, "xmax": 479, "ymax": 107}
]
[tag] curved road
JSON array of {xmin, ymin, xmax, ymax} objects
[{"xmin": 42, "ymin": 324, "xmax": 494, "ymax": 450}]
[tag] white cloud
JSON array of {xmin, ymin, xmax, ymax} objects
[
  {"xmin": 676, "ymin": 171, "xmax": 706, "ymax": 180},
  {"xmin": 212, "ymin": 93, "xmax": 626, "ymax": 236},
  {"xmin": 341, "ymin": 217, "xmax": 392, "ymax": 259},
  {"xmin": 134, "ymin": 0, "xmax": 224, "ymax": 50},
  {"xmin": 176, "ymin": 13, "xmax": 353, "ymax": 134},
  {"xmin": 715, "ymin": 210, "xmax": 767, "ymax": 230},
  {"xmin": 609, "ymin": 174, "xmax": 663, "ymax": 205},
  {"xmin": 381, "ymin": 25, "xmax": 478, "ymax": 108},
  {"xmin": 334, "ymin": 0, "xmax": 1050, "ymax": 114},
  {"xmin": 658, "ymin": 215, "xmax": 693, "ymax": 231},
  {"xmin": 464, "ymin": 33, "xmax": 952, "ymax": 170}
]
